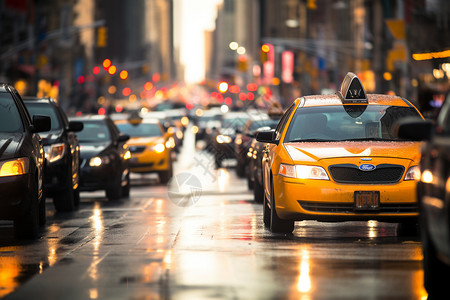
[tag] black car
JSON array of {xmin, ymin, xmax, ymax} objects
[
  {"xmin": 0, "ymin": 84, "xmax": 50, "ymax": 239},
  {"xmin": 70, "ymin": 115, "xmax": 130, "ymax": 201},
  {"xmin": 211, "ymin": 112, "xmax": 250, "ymax": 168},
  {"xmin": 24, "ymin": 97, "xmax": 83, "ymax": 212},
  {"xmin": 247, "ymin": 118, "xmax": 281, "ymax": 202},
  {"xmin": 396, "ymin": 100, "xmax": 450, "ymax": 296}
]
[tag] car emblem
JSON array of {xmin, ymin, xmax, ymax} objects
[
  {"xmin": 360, "ymin": 157, "xmax": 372, "ymax": 161},
  {"xmin": 359, "ymin": 164, "xmax": 376, "ymax": 171}
]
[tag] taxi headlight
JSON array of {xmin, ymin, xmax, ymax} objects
[
  {"xmin": 0, "ymin": 158, "xmax": 29, "ymax": 177},
  {"xmin": 216, "ymin": 134, "xmax": 232, "ymax": 144},
  {"xmin": 153, "ymin": 143, "xmax": 165, "ymax": 153},
  {"xmin": 279, "ymin": 163, "xmax": 329, "ymax": 180},
  {"xmin": 124, "ymin": 150, "xmax": 131, "ymax": 160},
  {"xmin": 89, "ymin": 156, "xmax": 110, "ymax": 167},
  {"xmin": 404, "ymin": 165, "xmax": 420, "ymax": 181},
  {"xmin": 45, "ymin": 143, "xmax": 65, "ymax": 163}
]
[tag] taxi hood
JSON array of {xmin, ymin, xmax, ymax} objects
[
  {"xmin": 127, "ymin": 136, "xmax": 163, "ymax": 146},
  {"xmin": 284, "ymin": 141, "xmax": 421, "ymax": 163}
]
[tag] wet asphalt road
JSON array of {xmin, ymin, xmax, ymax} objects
[{"xmin": 0, "ymin": 129, "xmax": 428, "ymax": 300}]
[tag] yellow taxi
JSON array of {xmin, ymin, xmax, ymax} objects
[
  {"xmin": 256, "ymin": 72, "xmax": 424, "ymax": 233},
  {"xmin": 115, "ymin": 115, "xmax": 173, "ymax": 183}
]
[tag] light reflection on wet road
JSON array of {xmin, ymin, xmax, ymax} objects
[{"xmin": 0, "ymin": 129, "xmax": 428, "ymax": 299}]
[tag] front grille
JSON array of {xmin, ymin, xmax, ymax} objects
[
  {"xmin": 329, "ymin": 164, "xmax": 404, "ymax": 183},
  {"xmin": 299, "ymin": 201, "xmax": 417, "ymax": 213},
  {"xmin": 129, "ymin": 146, "xmax": 146, "ymax": 153}
]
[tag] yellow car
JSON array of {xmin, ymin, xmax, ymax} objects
[
  {"xmin": 256, "ymin": 72, "xmax": 424, "ymax": 233},
  {"xmin": 115, "ymin": 116, "xmax": 173, "ymax": 183}
]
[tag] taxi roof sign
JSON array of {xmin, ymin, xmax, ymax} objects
[{"xmin": 338, "ymin": 72, "xmax": 367, "ymax": 103}]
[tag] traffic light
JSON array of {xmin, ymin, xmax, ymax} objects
[
  {"xmin": 97, "ymin": 26, "xmax": 107, "ymax": 47},
  {"xmin": 307, "ymin": 0, "xmax": 317, "ymax": 10},
  {"xmin": 261, "ymin": 44, "xmax": 270, "ymax": 63},
  {"xmin": 237, "ymin": 55, "xmax": 248, "ymax": 72}
]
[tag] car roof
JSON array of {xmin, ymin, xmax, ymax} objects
[
  {"xmin": 22, "ymin": 97, "xmax": 55, "ymax": 104},
  {"xmin": 114, "ymin": 118, "xmax": 160, "ymax": 125},
  {"xmin": 70, "ymin": 114, "xmax": 109, "ymax": 121},
  {"xmin": 299, "ymin": 93, "xmax": 412, "ymax": 108}
]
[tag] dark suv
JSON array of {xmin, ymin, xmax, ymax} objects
[
  {"xmin": 0, "ymin": 84, "xmax": 50, "ymax": 239},
  {"xmin": 396, "ymin": 94, "xmax": 450, "ymax": 297},
  {"xmin": 24, "ymin": 97, "xmax": 83, "ymax": 212}
]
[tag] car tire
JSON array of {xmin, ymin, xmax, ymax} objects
[
  {"xmin": 73, "ymin": 188, "xmax": 80, "ymax": 208},
  {"xmin": 122, "ymin": 172, "xmax": 130, "ymax": 198},
  {"xmin": 422, "ymin": 217, "xmax": 450, "ymax": 296},
  {"xmin": 396, "ymin": 221, "xmax": 418, "ymax": 236},
  {"xmin": 236, "ymin": 162, "xmax": 245, "ymax": 178},
  {"xmin": 14, "ymin": 180, "xmax": 40, "ymax": 239},
  {"xmin": 53, "ymin": 174, "xmax": 75, "ymax": 212},
  {"xmin": 159, "ymin": 162, "xmax": 173, "ymax": 185},
  {"xmin": 253, "ymin": 174, "xmax": 264, "ymax": 203},
  {"xmin": 106, "ymin": 172, "xmax": 123, "ymax": 201},
  {"xmin": 269, "ymin": 180, "xmax": 294, "ymax": 234},
  {"xmin": 38, "ymin": 191, "xmax": 46, "ymax": 226},
  {"xmin": 263, "ymin": 188, "xmax": 271, "ymax": 227}
]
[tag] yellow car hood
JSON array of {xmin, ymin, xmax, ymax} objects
[
  {"xmin": 127, "ymin": 136, "xmax": 163, "ymax": 146},
  {"xmin": 284, "ymin": 141, "xmax": 421, "ymax": 163}
]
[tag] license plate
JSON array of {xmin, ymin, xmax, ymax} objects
[{"xmin": 354, "ymin": 191, "xmax": 380, "ymax": 210}]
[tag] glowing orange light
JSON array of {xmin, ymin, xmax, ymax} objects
[
  {"xmin": 102, "ymin": 59, "xmax": 111, "ymax": 70},
  {"xmin": 224, "ymin": 97, "xmax": 232, "ymax": 105},
  {"xmin": 108, "ymin": 65, "xmax": 117, "ymax": 75},
  {"xmin": 119, "ymin": 70, "xmax": 128, "ymax": 80},
  {"xmin": 152, "ymin": 73, "xmax": 160, "ymax": 82},
  {"xmin": 144, "ymin": 82, "xmax": 153, "ymax": 91},
  {"xmin": 239, "ymin": 93, "xmax": 247, "ymax": 101},
  {"xmin": 261, "ymin": 44, "xmax": 270, "ymax": 53},
  {"xmin": 122, "ymin": 87, "xmax": 131, "ymax": 97},
  {"xmin": 247, "ymin": 92, "xmax": 255, "ymax": 100}
]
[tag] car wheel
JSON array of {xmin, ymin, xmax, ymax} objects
[
  {"xmin": 14, "ymin": 180, "xmax": 40, "ymax": 239},
  {"xmin": 422, "ymin": 216, "xmax": 450, "ymax": 296},
  {"xmin": 269, "ymin": 180, "xmax": 294, "ymax": 234},
  {"xmin": 122, "ymin": 172, "xmax": 130, "ymax": 198},
  {"xmin": 263, "ymin": 188, "xmax": 270, "ymax": 227},
  {"xmin": 396, "ymin": 221, "xmax": 418, "ymax": 236},
  {"xmin": 236, "ymin": 162, "xmax": 245, "ymax": 178},
  {"xmin": 106, "ymin": 173, "xmax": 122, "ymax": 201},
  {"xmin": 53, "ymin": 175, "xmax": 75, "ymax": 212},
  {"xmin": 73, "ymin": 188, "xmax": 80, "ymax": 208},
  {"xmin": 253, "ymin": 174, "xmax": 264, "ymax": 203},
  {"xmin": 38, "ymin": 190, "xmax": 46, "ymax": 226}
]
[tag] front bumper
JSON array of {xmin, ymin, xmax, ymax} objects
[
  {"xmin": 274, "ymin": 175, "xmax": 418, "ymax": 222},
  {"xmin": 43, "ymin": 159, "xmax": 71, "ymax": 195}
]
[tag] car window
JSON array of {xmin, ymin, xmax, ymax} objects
[
  {"xmin": 25, "ymin": 103, "xmax": 62, "ymax": 131},
  {"xmin": 116, "ymin": 123, "xmax": 163, "ymax": 137},
  {"xmin": 284, "ymin": 105, "xmax": 422, "ymax": 142},
  {"xmin": 76, "ymin": 121, "xmax": 111, "ymax": 142},
  {"xmin": 275, "ymin": 103, "xmax": 295, "ymax": 141},
  {"xmin": 0, "ymin": 92, "xmax": 24, "ymax": 132}
]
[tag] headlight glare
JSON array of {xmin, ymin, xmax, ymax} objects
[
  {"xmin": 405, "ymin": 165, "xmax": 420, "ymax": 181},
  {"xmin": 45, "ymin": 143, "xmax": 65, "ymax": 163},
  {"xmin": 0, "ymin": 158, "xmax": 29, "ymax": 176},
  {"xmin": 89, "ymin": 156, "xmax": 110, "ymax": 167},
  {"xmin": 279, "ymin": 164, "xmax": 329, "ymax": 180},
  {"xmin": 154, "ymin": 143, "xmax": 165, "ymax": 153}
]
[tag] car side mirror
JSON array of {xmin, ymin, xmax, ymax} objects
[
  {"xmin": 117, "ymin": 134, "xmax": 130, "ymax": 143},
  {"xmin": 31, "ymin": 115, "xmax": 51, "ymax": 133},
  {"xmin": 394, "ymin": 117, "xmax": 434, "ymax": 141},
  {"xmin": 68, "ymin": 121, "xmax": 84, "ymax": 132},
  {"xmin": 256, "ymin": 130, "xmax": 277, "ymax": 144}
]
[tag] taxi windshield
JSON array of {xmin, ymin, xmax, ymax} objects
[
  {"xmin": 284, "ymin": 105, "xmax": 421, "ymax": 142},
  {"xmin": 116, "ymin": 122, "xmax": 163, "ymax": 138}
]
